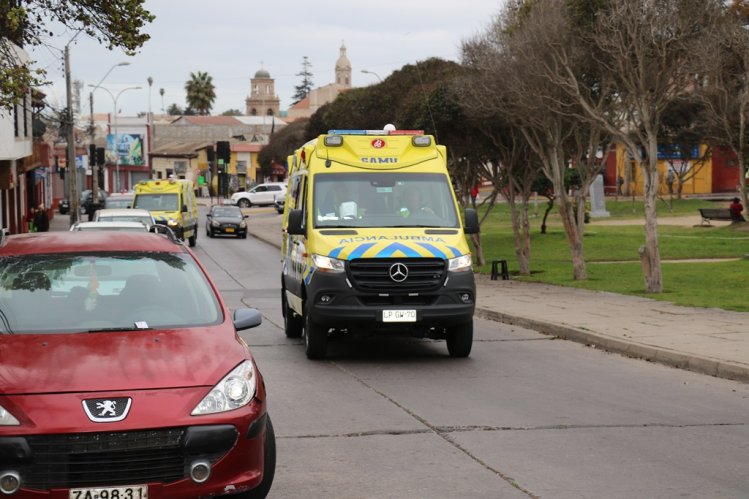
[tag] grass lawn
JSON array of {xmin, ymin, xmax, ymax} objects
[{"xmin": 473, "ymin": 198, "xmax": 749, "ymax": 312}]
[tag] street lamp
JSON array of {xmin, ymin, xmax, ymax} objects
[
  {"xmin": 89, "ymin": 84, "xmax": 142, "ymax": 193},
  {"xmin": 89, "ymin": 61, "xmax": 129, "ymax": 206},
  {"xmin": 361, "ymin": 69, "xmax": 383, "ymax": 82}
]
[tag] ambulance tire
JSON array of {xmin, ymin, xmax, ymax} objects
[
  {"xmin": 188, "ymin": 229, "xmax": 197, "ymax": 247},
  {"xmin": 283, "ymin": 297, "xmax": 303, "ymax": 338},
  {"xmin": 446, "ymin": 321, "xmax": 473, "ymax": 358},
  {"xmin": 304, "ymin": 313, "xmax": 328, "ymax": 360}
]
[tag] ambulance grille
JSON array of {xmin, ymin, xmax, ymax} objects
[{"xmin": 348, "ymin": 258, "xmax": 446, "ymax": 292}]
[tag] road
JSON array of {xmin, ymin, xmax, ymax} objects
[{"xmin": 193, "ymin": 208, "xmax": 749, "ymax": 499}]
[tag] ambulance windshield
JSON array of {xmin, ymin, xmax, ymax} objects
[
  {"xmin": 133, "ymin": 194, "xmax": 179, "ymax": 212},
  {"xmin": 313, "ymin": 173, "xmax": 459, "ymax": 229}
]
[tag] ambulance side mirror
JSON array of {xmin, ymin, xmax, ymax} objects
[
  {"xmin": 182, "ymin": 204, "xmax": 188, "ymax": 213},
  {"xmin": 464, "ymin": 208, "xmax": 480, "ymax": 234},
  {"xmin": 287, "ymin": 209, "xmax": 306, "ymax": 236}
]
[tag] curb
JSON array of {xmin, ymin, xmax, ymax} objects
[
  {"xmin": 475, "ymin": 308, "xmax": 749, "ymax": 383},
  {"xmin": 245, "ymin": 227, "xmax": 749, "ymax": 384}
]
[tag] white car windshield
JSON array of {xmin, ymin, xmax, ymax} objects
[
  {"xmin": 0, "ymin": 252, "xmax": 221, "ymax": 334},
  {"xmin": 312, "ymin": 172, "xmax": 459, "ymax": 229}
]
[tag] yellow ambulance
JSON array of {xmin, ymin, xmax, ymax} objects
[
  {"xmin": 133, "ymin": 178, "xmax": 199, "ymax": 247},
  {"xmin": 281, "ymin": 127, "xmax": 479, "ymax": 359}
]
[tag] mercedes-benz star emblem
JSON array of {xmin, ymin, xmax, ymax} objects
[{"xmin": 389, "ymin": 262, "xmax": 408, "ymax": 282}]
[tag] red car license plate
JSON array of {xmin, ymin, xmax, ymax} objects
[{"xmin": 69, "ymin": 484, "xmax": 148, "ymax": 499}]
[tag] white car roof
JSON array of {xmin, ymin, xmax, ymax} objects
[
  {"xmin": 94, "ymin": 208, "xmax": 152, "ymax": 218},
  {"xmin": 70, "ymin": 221, "xmax": 150, "ymax": 232}
]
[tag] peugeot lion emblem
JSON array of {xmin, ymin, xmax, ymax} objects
[
  {"xmin": 389, "ymin": 262, "xmax": 408, "ymax": 283},
  {"xmin": 82, "ymin": 398, "xmax": 132, "ymax": 422}
]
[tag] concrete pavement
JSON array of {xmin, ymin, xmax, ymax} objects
[{"xmin": 49, "ymin": 207, "xmax": 749, "ymax": 383}]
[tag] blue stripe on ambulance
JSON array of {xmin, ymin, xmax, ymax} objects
[
  {"xmin": 348, "ymin": 242, "xmax": 376, "ymax": 259},
  {"xmin": 416, "ymin": 242, "xmax": 447, "ymax": 260},
  {"xmin": 375, "ymin": 242, "xmax": 421, "ymax": 258}
]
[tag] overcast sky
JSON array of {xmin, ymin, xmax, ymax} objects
[{"xmin": 30, "ymin": 0, "xmax": 502, "ymax": 118}]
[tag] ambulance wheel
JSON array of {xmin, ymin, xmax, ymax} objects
[
  {"xmin": 188, "ymin": 231, "xmax": 197, "ymax": 247},
  {"xmin": 283, "ymin": 297, "xmax": 303, "ymax": 338},
  {"xmin": 446, "ymin": 321, "xmax": 473, "ymax": 358},
  {"xmin": 304, "ymin": 313, "xmax": 328, "ymax": 360}
]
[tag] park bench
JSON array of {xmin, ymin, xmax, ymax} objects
[{"xmin": 698, "ymin": 208, "xmax": 734, "ymax": 225}]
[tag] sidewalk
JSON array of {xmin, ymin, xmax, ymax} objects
[{"xmin": 242, "ymin": 210, "xmax": 749, "ymax": 383}]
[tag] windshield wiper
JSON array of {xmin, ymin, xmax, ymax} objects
[{"xmin": 88, "ymin": 326, "xmax": 153, "ymax": 333}]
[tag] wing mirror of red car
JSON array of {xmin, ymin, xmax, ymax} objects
[{"xmin": 233, "ymin": 308, "xmax": 262, "ymax": 331}]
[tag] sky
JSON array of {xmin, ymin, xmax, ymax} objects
[{"xmin": 30, "ymin": 0, "xmax": 502, "ymax": 118}]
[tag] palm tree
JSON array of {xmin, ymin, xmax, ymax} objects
[{"xmin": 184, "ymin": 71, "xmax": 216, "ymax": 115}]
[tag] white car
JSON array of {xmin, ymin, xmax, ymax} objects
[
  {"xmin": 231, "ymin": 182, "xmax": 287, "ymax": 208},
  {"xmin": 93, "ymin": 208, "xmax": 155, "ymax": 229}
]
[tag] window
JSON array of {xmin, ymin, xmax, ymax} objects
[{"xmin": 312, "ymin": 172, "xmax": 458, "ymax": 229}]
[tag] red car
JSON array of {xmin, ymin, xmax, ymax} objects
[{"xmin": 0, "ymin": 230, "xmax": 275, "ymax": 498}]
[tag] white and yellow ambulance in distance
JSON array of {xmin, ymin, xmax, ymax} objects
[
  {"xmin": 132, "ymin": 178, "xmax": 199, "ymax": 247},
  {"xmin": 281, "ymin": 127, "xmax": 480, "ymax": 359}
]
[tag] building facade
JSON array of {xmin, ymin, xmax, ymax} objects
[{"xmin": 245, "ymin": 68, "xmax": 280, "ymax": 117}]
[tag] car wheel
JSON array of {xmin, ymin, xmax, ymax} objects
[
  {"xmin": 283, "ymin": 295, "xmax": 303, "ymax": 338},
  {"xmin": 238, "ymin": 198, "xmax": 250, "ymax": 208},
  {"xmin": 225, "ymin": 415, "xmax": 276, "ymax": 499},
  {"xmin": 446, "ymin": 320, "xmax": 473, "ymax": 358},
  {"xmin": 304, "ymin": 311, "xmax": 328, "ymax": 360}
]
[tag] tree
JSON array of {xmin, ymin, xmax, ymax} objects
[
  {"xmin": 539, "ymin": 0, "xmax": 724, "ymax": 292},
  {"xmin": 292, "ymin": 56, "xmax": 314, "ymax": 105},
  {"xmin": 184, "ymin": 71, "xmax": 216, "ymax": 115},
  {"xmin": 0, "ymin": 1, "xmax": 154, "ymax": 111},
  {"xmin": 659, "ymin": 98, "xmax": 712, "ymax": 201},
  {"xmin": 166, "ymin": 103, "xmax": 183, "ymax": 116},
  {"xmin": 696, "ymin": 10, "xmax": 749, "ymax": 218},
  {"xmin": 258, "ymin": 119, "xmax": 310, "ymax": 178}
]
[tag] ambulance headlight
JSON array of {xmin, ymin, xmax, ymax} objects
[
  {"xmin": 312, "ymin": 254, "xmax": 345, "ymax": 273},
  {"xmin": 192, "ymin": 361, "xmax": 256, "ymax": 415},
  {"xmin": 167, "ymin": 219, "xmax": 179, "ymax": 227},
  {"xmin": 448, "ymin": 254, "xmax": 473, "ymax": 272}
]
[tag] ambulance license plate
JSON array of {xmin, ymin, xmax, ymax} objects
[
  {"xmin": 69, "ymin": 484, "xmax": 147, "ymax": 499},
  {"xmin": 382, "ymin": 310, "xmax": 416, "ymax": 322}
]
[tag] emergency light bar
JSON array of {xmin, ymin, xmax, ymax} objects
[{"xmin": 327, "ymin": 129, "xmax": 424, "ymax": 136}]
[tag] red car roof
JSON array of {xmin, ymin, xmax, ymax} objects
[{"xmin": 0, "ymin": 231, "xmax": 187, "ymax": 256}]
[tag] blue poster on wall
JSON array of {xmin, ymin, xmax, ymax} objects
[{"xmin": 106, "ymin": 134, "xmax": 144, "ymax": 166}]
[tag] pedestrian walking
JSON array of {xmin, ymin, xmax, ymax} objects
[
  {"xmin": 470, "ymin": 183, "xmax": 479, "ymax": 209},
  {"xmin": 34, "ymin": 204, "xmax": 49, "ymax": 232}
]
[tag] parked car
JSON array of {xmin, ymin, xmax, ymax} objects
[
  {"xmin": 105, "ymin": 192, "xmax": 135, "ymax": 209},
  {"xmin": 206, "ymin": 204, "xmax": 248, "ymax": 239},
  {"xmin": 231, "ymin": 182, "xmax": 286, "ymax": 208},
  {"xmin": 274, "ymin": 193, "xmax": 285, "ymax": 214},
  {"xmin": 0, "ymin": 230, "xmax": 276, "ymax": 498},
  {"xmin": 93, "ymin": 208, "xmax": 155, "ymax": 229},
  {"xmin": 58, "ymin": 198, "xmax": 70, "ymax": 214},
  {"xmin": 70, "ymin": 221, "xmax": 151, "ymax": 232}
]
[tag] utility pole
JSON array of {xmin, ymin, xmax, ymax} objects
[
  {"xmin": 65, "ymin": 45, "xmax": 79, "ymax": 225},
  {"xmin": 89, "ymin": 92, "xmax": 98, "ymax": 212}
]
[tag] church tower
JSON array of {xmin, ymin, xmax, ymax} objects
[
  {"xmin": 335, "ymin": 43, "xmax": 352, "ymax": 88},
  {"xmin": 245, "ymin": 66, "xmax": 280, "ymax": 116}
]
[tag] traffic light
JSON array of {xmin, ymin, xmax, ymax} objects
[
  {"xmin": 96, "ymin": 147, "xmax": 105, "ymax": 166},
  {"xmin": 89, "ymin": 144, "xmax": 96, "ymax": 167},
  {"xmin": 216, "ymin": 141, "xmax": 230, "ymax": 173}
]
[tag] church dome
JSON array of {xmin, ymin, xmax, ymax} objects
[
  {"xmin": 336, "ymin": 43, "xmax": 351, "ymax": 70},
  {"xmin": 254, "ymin": 68, "xmax": 271, "ymax": 78}
]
